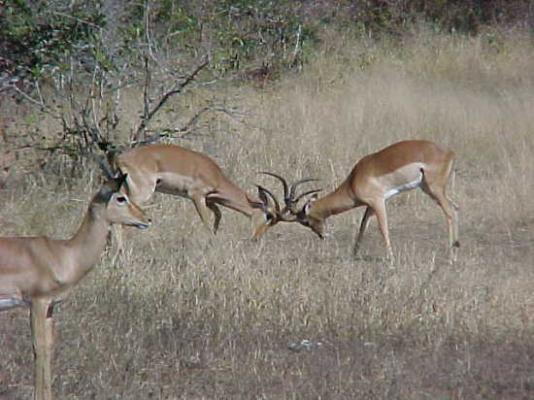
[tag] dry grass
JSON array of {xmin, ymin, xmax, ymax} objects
[{"xmin": 2, "ymin": 29, "xmax": 534, "ymax": 399}]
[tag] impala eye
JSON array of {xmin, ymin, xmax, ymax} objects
[{"xmin": 116, "ymin": 196, "xmax": 128, "ymax": 205}]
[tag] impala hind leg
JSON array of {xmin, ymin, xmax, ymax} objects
[
  {"xmin": 422, "ymin": 184, "xmax": 459, "ymax": 256},
  {"xmin": 207, "ymin": 202, "xmax": 222, "ymax": 234},
  {"xmin": 421, "ymin": 171, "xmax": 459, "ymax": 260},
  {"xmin": 31, "ymin": 299, "xmax": 55, "ymax": 400},
  {"xmin": 191, "ymin": 192, "xmax": 216, "ymax": 234},
  {"xmin": 353, "ymin": 206, "xmax": 375, "ymax": 256}
]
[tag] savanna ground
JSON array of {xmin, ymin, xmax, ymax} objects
[{"xmin": 1, "ymin": 29, "xmax": 534, "ymax": 399}]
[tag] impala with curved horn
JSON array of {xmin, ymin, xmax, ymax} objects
[
  {"xmin": 108, "ymin": 144, "xmax": 283, "ymax": 239},
  {"xmin": 265, "ymin": 140, "xmax": 459, "ymax": 259},
  {"xmin": 0, "ymin": 173, "xmax": 150, "ymax": 400},
  {"xmin": 258, "ymin": 172, "xmax": 321, "ymax": 220}
]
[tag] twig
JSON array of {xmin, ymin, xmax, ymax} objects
[
  {"xmin": 10, "ymin": 85, "xmax": 61, "ymax": 119},
  {"xmin": 293, "ymin": 24, "xmax": 302, "ymax": 63},
  {"xmin": 143, "ymin": 0, "xmax": 171, "ymax": 76},
  {"xmin": 132, "ymin": 58, "xmax": 209, "ymax": 143},
  {"xmin": 134, "ymin": 129, "xmax": 202, "ymax": 145},
  {"xmin": 133, "ymin": 105, "xmax": 210, "ymax": 145},
  {"xmin": 46, "ymin": 10, "xmax": 103, "ymax": 29},
  {"xmin": 133, "ymin": 103, "xmax": 243, "ymax": 146},
  {"xmin": 35, "ymin": 80, "xmax": 45, "ymax": 107},
  {"xmin": 141, "ymin": 56, "xmax": 151, "ymax": 143}
]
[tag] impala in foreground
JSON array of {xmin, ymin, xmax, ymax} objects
[{"xmin": 0, "ymin": 174, "xmax": 150, "ymax": 400}]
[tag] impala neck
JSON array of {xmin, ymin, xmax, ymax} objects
[
  {"xmin": 63, "ymin": 201, "xmax": 111, "ymax": 282},
  {"xmin": 309, "ymin": 182, "xmax": 357, "ymax": 220}
]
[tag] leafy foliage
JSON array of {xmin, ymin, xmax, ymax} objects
[
  {"xmin": 2, "ymin": 0, "xmax": 531, "ymax": 88},
  {"xmin": 0, "ymin": 1, "xmax": 105, "ymax": 81},
  {"xmin": 0, "ymin": 0, "xmax": 532, "ymax": 171}
]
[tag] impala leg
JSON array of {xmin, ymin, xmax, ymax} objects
[
  {"xmin": 436, "ymin": 192, "xmax": 459, "ymax": 262},
  {"xmin": 353, "ymin": 206, "xmax": 375, "ymax": 256},
  {"xmin": 191, "ymin": 192, "xmax": 216, "ymax": 234},
  {"xmin": 421, "ymin": 182, "xmax": 459, "ymax": 259},
  {"xmin": 370, "ymin": 201, "xmax": 393, "ymax": 260},
  {"xmin": 207, "ymin": 202, "xmax": 222, "ymax": 234},
  {"xmin": 31, "ymin": 299, "xmax": 55, "ymax": 400}
]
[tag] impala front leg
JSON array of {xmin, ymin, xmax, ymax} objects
[
  {"xmin": 31, "ymin": 298, "xmax": 55, "ymax": 400},
  {"xmin": 353, "ymin": 206, "xmax": 375, "ymax": 257},
  {"xmin": 370, "ymin": 201, "xmax": 393, "ymax": 260}
]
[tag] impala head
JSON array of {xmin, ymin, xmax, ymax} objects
[
  {"xmin": 96, "ymin": 157, "xmax": 151, "ymax": 230},
  {"xmin": 295, "ymin": 195, "xmax": 325, "ymax": 238},
  {"xmin": 248, "ymin": 184, "xmax": 284, "ymax": 239},
  {"xmin": 257, "ymin": 172, "xmax": 324, "ymax": 238}
]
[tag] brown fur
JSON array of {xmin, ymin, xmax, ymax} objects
[
  {"xmin": 298, "ymin": 140, "xmax": 459, "ymax": 259},
  {"xmin": 114, "ymin": 144, "xmax": 277, "ymax": 238}
]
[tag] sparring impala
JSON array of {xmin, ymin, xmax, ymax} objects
[
  {"xmin": 0, "ymin": 174, "xmax": 150, "ymax": 400},
  {"xmin": 109, "ymin": 143, "xmax": 282, "ymax": 239},
  {"xmin": 265, "ymin": 140, "xmax": 459, "ymax": 259}
]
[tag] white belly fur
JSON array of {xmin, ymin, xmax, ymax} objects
[
  {"xmin": 156, "ymin": 172, "xmax": 213, "ymax": 198},
  {"xmin": 381, "ymin": 163, "xmax": 424, "ymax": 200}
]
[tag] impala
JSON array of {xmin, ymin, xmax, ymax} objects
[
  {"xmin": 0, "ymin": 174, "xmax": 150, "ymax": 400},
  {"xmin": 110, "ymin": 143, "xmax": 282, "ymax": 239},
  {"xmin": 265, "ymin": 140, "xmax": 459, "ymax": 259}
]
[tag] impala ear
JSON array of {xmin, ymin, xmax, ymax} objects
[
  {"xmin": 96, "ymin": 173, "xmax": 129, "ymax": 203},
  {"xmin": 114, "ymin": 173, "xmax": 128, "ymax": 190},
  {"xmin": 256, "ymin": 185, "xmax": 283, "ymax": 213},
  {"xmin": 303, "ymin": 193, "xmax": 318, "ymax": 215},
  {"xmin": 256, "ymin": 186, "xmax": 269, "ymax": 208},
  {"xmin": 95, "ymin": 182, "xmax": 116, "ymax": 204}
]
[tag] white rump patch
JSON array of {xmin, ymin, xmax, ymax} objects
[{"xmin": 156, "ymin": 172, "xmax": 199, "ymax": 198}]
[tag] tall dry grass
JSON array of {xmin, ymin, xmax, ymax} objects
[{"xmin": 1, "ymin": 28, "xmax": 534, "ymax": 399}]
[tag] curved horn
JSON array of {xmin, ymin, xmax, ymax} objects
[
  {"xmin": 256, "ymin": 185, "xmax": 280, "ymax": 213},
  {"xmin": 289, "ymin": 178, "xmax": 320, "ymax": 201},
  {"xmin": 259, "ymin": 171, "xmax": 289, "ymax": 200}
]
